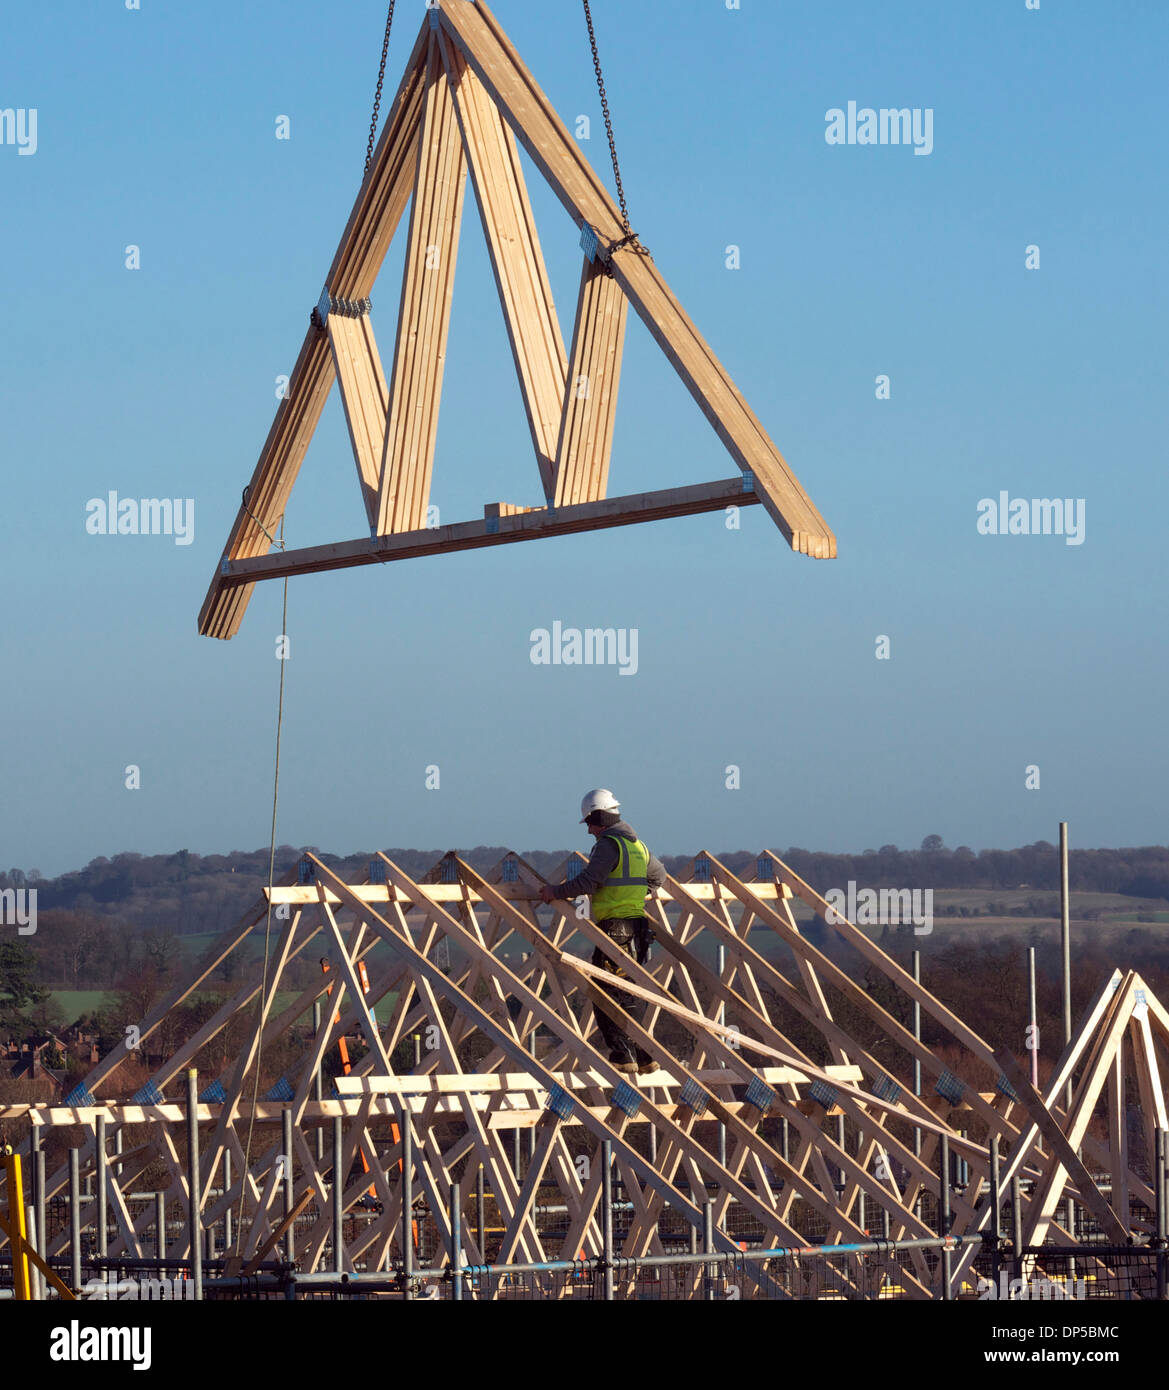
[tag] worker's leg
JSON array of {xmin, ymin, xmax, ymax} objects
[{"xmin": 591, "ymin": 920, "xmax": 653, "ymax": 1065}]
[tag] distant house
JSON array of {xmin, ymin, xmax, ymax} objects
[{"xmin": 4, "ymin": 1033, "xmax": 68, "ymax": 1096}]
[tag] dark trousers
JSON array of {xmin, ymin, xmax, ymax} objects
[{"xmin": 591, "ymin": 917, "xmax": 654, "ymax": 1063}]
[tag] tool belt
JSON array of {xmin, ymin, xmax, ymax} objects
[{"xmin": 596, "ymin": 916, "xmax": 654, "ymax": 975}]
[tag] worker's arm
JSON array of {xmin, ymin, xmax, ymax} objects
[
  {"xmin": 646, "ymin": 849, "xmax": 666, "ymax": 892},
  {"xmin": 552, "ymin": 836, "xmax": 620, "ymax": 899}
]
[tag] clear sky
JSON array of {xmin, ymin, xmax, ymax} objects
[{"xmin": 2, "ymin": 0, "xmax": 1166, "ymax": 878}]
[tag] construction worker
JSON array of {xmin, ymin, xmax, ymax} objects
[{"xmin": 540, "ymin": 790, "xmax": 665, "ymax": 1074}]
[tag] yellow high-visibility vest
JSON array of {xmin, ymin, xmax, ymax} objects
[{"xmin": 591, "ymin": 834, "xmax": 650, "ymax": 920}]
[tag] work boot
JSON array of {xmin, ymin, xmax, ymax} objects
[
  {"xmin": 635, "ymin": 1048, "xmax": 656, "ymax": 1074},
  {"xmin": 608, "ymin": 1048, "xmax": 637, "ymax": 1075}
]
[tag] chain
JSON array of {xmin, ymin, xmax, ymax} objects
[
  {"xmin": 581, "ymin": 0, "xmax": 645, "ymax": 257},
  {"xmin": 365, "ymin": 3, "xmax": 397, "ymax": 177}
]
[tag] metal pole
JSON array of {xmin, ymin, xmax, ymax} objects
[
  {"xmin": 703, "ymin": 1198, "xmax": 715, "ymax": 1301},
  {"xmin": 186, "ymin": 1069, "xmax": 202, "ymax": 1300},
  {"xmin": 855, "ymin": 1125, "xmax": 865, "ymax": 1233},
  {"xmin": 781, "ymin": 1117, "xmax": 789, "ymax": 1164},
  {"xmin": 990, "ymin": 1141, "xmax": 1002, "ymax": 1288},
  {"xmin": 913, "ymin": 949, "xmax": 922, "ymax": 1162},
  {"xmin": 513, "ymin": 1126, "xmax": 521, "ymax": 1180},
  {"xmin": 1027, "ymin": 945, "xmax": 1039, "ymax": 1088},
  {"xmin": 332, "ymin": 1115, "xmax": 344, "ymax": 1275},
  {"xmin": 1059, "ymin": 823, "xmax": 1071, "ymax": 1098},
  {"xmin": 1059, "ymin": 823, "xmax": 1076, "ymax": 1247},
  {"xmin": 835, "ymin": 1113, "xmax": 846, "ymax": 1202},
  {"xmin": 223, "ymin": 1148, "xmax": 232, "ymax": 1252},
  {"xmin": 282, "ymin": 1106, "xmax": 295, "ymax": 1265},
  {"xmin": 155, "ymin": 1191, "xmax": 166, "ymax": 1261},
  {"xmin": 69, "ymin": 1146, "xmax": 82, "ymax": 1293},
  {"xmin": 1011, "ymin": 1174, "xmax": 1023, "ymax": 1287},
  {"xmin": 1156, "ymin": 1128, "xmax": 1167, "ymax": 1302},
  {"xmin": 412, "ymin": 1033, "xmax": 421, "ymax": 1068},
  {"xmin": 601, "ymin": 1139, "xmax": 614, "ymax": 1301},
  {"xmin": 31, "ymin": 1125, "xmax": 45, "ymax": 1301},
  {"xmin": 912, "ymin": 950, "xmax": 922, "ymax": 1219},
  {"xmin": 450, "ymin": 1180, "xmax": 463, "ymax": 1301},
  {"xmin": 476, "ymin": 1163, "xmax": 485, "ymax": 1259},
  {"xmin": 402, "ymin": 1112, "xmax": 414, "ymax": 1301},
  {"xmin": 939, "ymin": 1133, "xmax": 952, "ymax": 1301},
  {"xmin": 648, "ymin": 1122, "xmax": 657, "ymax": 1166},
  {"xmin": 96, "ymin": 1114, "xmax": 108, "ymax": 1260},
  {"xmin": 717, "ymin": 943, "xmax": 727, "ymax": 1168},
  {"xmin": 313, "ymin": 1000, "xmax": 324, "ymax": 1165}
]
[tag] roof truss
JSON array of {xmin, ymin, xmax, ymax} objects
[{"xmin": 198, "ymin": 0, "xmax": 834, "ymax": 639}]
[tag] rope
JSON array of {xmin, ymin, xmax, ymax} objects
[
  {"xmin": 233, "ymin": 523, "xmax": 290, "ymax": 1255},
  {"xmin": 365, "ymin": 3, "xmax": 397, "ymax": 177},
  {"xmin": 581, "ymin": 0, "xmax": 646, "ymax": 257}
]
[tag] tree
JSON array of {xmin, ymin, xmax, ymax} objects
[
  {"xmin": 0, "ymin": 942, "xmax": 50, "ymax": 1033},
  {"xmin": 921, "ymin": 835, "xmax": 945, "ymax": 853}
]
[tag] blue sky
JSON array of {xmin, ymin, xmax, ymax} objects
[{"xmin": 2, "ymin": 1, "xmax": 1166, "ymax": 877}]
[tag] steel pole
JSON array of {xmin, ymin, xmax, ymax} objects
[
  {"xmin": 31, "ymin": 1125, "xmax": 45, "ymax": 1301},
  {"xmin": 1060, "ymin": 823, "xmax": 1071, "ymax": 1096},
  {"xmin": 1011, "ymin": 1174, "xmax": 1024, "ymax": 1286},
  {"xmin": 332, "ymin": 1115, "xmax": 344, "ymax": 1275},
  {"xmin": 703, "ymin": 1199, "xmax": 715, "ymax": 1301},
  {"xmin": 450, "ymin": 1180, "xmax": 463, "ymax": 1301},
  {"xmin": 990, "ymin": 1141, "xmax": 1002, "ymax": 1288},
  {"xmin": 476, "ymin": 1163, "xmax": 485, "ymax": 1259},
  {"xmin": 223, "ymin": 1148, "xmax": 232, "ymax": 1252},
  {"xmin": 913, "ymin": 949, "xmax": 922, "ymax": 1162},
  {"xmin": 282, "ymin": 1106, "xmax": 295, "ymax": 1265},
  {"xmin": 155, "ymin": 1190, "xmax": 166, "ymax": 1261},
  {"xmin": 69, "ymin": 1146, "xmax": 82, "ymax": 1293},
  {"xmin": 602, "ymin": 1139, "xmax": 615, "ymax": 1301},
  {"xmin": 1027, "ymin": 945, "xmax": 1039, "ymax": 1087},
  {"xmin": 186, "ymin": 1069, "xmax": 202, "ymax": 1300},
  {"xmin": 96, "ymin": 1114, "xmax": 108, "ymax": 1260},
  {"xmin": 939, "ymin": 1133, "xmax": 952, "ymax": 1301},
  {"xmin": 402, "ymin": 1113, "xmax": 414, "ymax": 1301},
  {"xmin": 1156, "ymin": 1128, "xmax": 1167, "ymax": 1301},
  {"xmin": 717, "ymin": 942, "xmax": 727, "ymax": 1168},
  {"xmin": 313, "ymin": 1000, "xmax": 324, "ymax": 1164}
]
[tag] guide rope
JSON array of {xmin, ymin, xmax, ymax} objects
[{"xmin": 234, "ymin": 521, "xmax": 289, "ymax": 1254}]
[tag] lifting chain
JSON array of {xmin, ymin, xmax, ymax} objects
[
  {"xmin": 365, "ymin": 2, "xmax": 397, "ymax": 177},
  {"xmin": 581, "ymin": 0, "xmax": 647, "ymax": 261}
]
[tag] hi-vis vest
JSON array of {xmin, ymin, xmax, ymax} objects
[{"xmin": 591, "ymin": 833, "xmax": 651, "ymax": 920}]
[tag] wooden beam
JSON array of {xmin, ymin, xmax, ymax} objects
[
  {"xmin": 376, "ymin": 32, "xmax": 468, "ymax": 535},
  {"xmin": 218, "ymin": 476, "xmax": 760, "ymax": 585},
  {"xmin": 440, "ymin": 34, "xmax": 567, "ymax": 496},
  {"xmin": 327, "ymin": 311, "xmax": 390, "ymax": 528},
  {"xmin": 554, "ymin": 256, "xmax": 627, "ymax": 507}
]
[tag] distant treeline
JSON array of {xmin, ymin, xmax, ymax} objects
[{"xmin": 5, "ymin": 838, "xmax": 1169, "ymax": 929}]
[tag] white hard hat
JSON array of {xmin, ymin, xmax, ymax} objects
[{"xmin": 580, "ymin": 788, "xmax": 620, "ymax": 822}]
